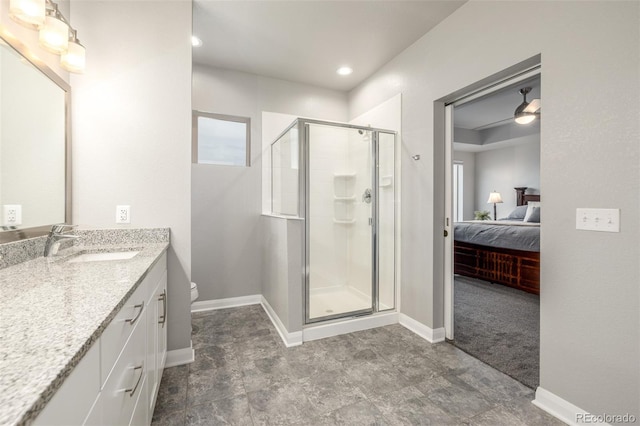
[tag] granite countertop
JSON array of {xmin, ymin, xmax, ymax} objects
[{"xmin": 0, "ymin": 238, "xmax": 169, "ymax": 426}]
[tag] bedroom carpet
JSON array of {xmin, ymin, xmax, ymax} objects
[{"xmin": 453, "ymin": 275, "xmax": 539, "ymax": 389}]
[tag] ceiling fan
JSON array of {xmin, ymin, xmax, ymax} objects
[{"xmin": 514, "ymin": 87, "xmax": 540, "ymax": 124}]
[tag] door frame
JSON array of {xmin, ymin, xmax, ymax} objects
[{"xmin": 442, "ymin": 64, "xmax": 541, "ymax": 340}]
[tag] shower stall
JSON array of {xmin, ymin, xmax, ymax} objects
[{"xmin": 271, "ymin": 119, "xmax": 396, "ymax": 324}]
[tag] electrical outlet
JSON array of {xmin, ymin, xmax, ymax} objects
[
  {"xmin": 116, "ymin": 205, "xmax": 130, "ymax": 224},
  {"xmin": 3, "ymin": 205, "xmax": 22, "ymax": 226}
]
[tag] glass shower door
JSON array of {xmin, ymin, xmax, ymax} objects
[{"xmin": 306, "ymin": 122, "xmax": 374, "ymax": 323}]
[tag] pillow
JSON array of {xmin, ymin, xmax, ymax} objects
[
  {"xmin": 523, "ymin": 202, "xmax": 541, "ymax": 222},
  {"xmin": 524, "ymin": 206, "xmax": 541, "ymax": 223},
  {"xmin": 504, "ymin": 205, "xmax": 528, "ymax": 220}
]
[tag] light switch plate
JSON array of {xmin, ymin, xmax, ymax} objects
[
  {"xmin": 576, "ymin": 208, "xmax": 620, "ymax": 232},
  {"xmin": 116, "ymin": 205, "xmax": 130, "ymax": 224}
]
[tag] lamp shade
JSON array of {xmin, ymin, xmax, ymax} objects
[
  {"xmin": 9, "ymin": 0, "xmax": 46, "ymax": 29},
  {"xmin": 487, "ymin": 192, "xmax": 503, "ymax": 204},
  {"xmin": 61, "ymin": 33, "xmax": 85, "ymax": 73},
  {"xmin": 39, "ymin": 10, "xmax": 69, "ymax": 54}
]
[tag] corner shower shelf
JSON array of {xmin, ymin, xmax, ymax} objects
[{"xmin": 333, "ymin": 219, "xmax": 356, "ymax": 224}]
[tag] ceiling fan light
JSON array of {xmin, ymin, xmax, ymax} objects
[
  {"xmin": 39, "ymin": 8, "xmax": 69, "ymax": 54},
  {"xmin": 515, "ymin": 113, "xmax": 536, "ymax": 125},
  {"xmin": 9, "ymin": 0, "xmax": 46, "ymax": 29}
]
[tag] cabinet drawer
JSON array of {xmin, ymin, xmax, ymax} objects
[
  {"xmin": 98, "ymin": 312, "xmax": 147, "ymax": 426},
  {"xmin": 33, "ymin": 342, "xmax": 100, "ymax": 426},
  {"xmin": 100, "ymin": 279, "xmax": 148, "ymax": 387}
]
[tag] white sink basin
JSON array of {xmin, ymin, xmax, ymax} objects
[{"xmin": 67, "ymin": 251, "xmax": 140, "ymax": 263}]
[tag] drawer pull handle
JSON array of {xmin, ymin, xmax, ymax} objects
[
  {"xmin": 125, "ymin": 365, "xmax": 144, "ymax": 398},
  {"xmin": 158, "ymin": 291, "xmax": 167, "ymax": 327},
  {"xmin": 126, "ymin": 301, "xmax": 144, "ymax": 325}
]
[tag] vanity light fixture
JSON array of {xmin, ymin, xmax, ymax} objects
[
  {"xmin": 60, "ymin": 29, "xmax": 85, "ymax": 73},
  {"xmin": 9, "ymin": 0, "xmax": 46, "ymax": 29},
  {"xmin": 9, "ymin": 0, "xmax": 85, "ymax": 73}
]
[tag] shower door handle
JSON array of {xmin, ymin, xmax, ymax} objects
[{"xmin": 362, "ymin": 188, "xmax": 372, "ymax": 204}]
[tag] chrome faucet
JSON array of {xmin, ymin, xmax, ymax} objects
[{"xmin": 44, "ymin": 224, "xmax": 79, "ymax": 257}]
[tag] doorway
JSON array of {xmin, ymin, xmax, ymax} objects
[{"xmin": 443, "ymin": 68, "xmax": 541, "ymax": 388}]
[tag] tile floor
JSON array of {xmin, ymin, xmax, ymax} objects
[{"xmin": 151, "ymin": 305, "xmax": 563, "ymax": 425}]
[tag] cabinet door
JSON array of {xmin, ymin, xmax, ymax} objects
[
  {"xmin": 100, "ymin": 313, "xmax": 147, "ymax": 426},
  {"xmin": 157, "ymin": 270, "xmax": 168, "ymax": 370},
  {"xmin": 150, "ymin": 270, "xmax": 168, "ymax": 411}
]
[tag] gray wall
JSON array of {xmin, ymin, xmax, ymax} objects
[
  {"xmin": 261, "ymin": 216, "xmax": 303, "ymax": 332},
  {"xmin": 191, "ymin": 65, "xmax": 348, "ymax": 301},
  {"xmin": 474, "ymin": 136, "xmax": 540, "ymax": 217},
  {"xmin": 71, "ymin": 1, "xmax": 193, "ymax": 352},
  {"xmin": 349, "ymin": 0, "xmax": 639, "ymax": 418}
]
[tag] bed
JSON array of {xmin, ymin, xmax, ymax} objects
[{"xmin": 453, "ymin": 187, "xmax": 540, "ymax": 295}]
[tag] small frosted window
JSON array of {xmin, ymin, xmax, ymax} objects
[{"xmin": 193, "ymin": 112, "xmax": 250, "ymax": 166}]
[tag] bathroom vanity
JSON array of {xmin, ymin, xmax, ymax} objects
[{"xmin": 0, "ymin": 232, "xmax": 169, "ymax": 426}]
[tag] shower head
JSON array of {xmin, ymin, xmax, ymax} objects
[{"xmin": 358, "ymin": 130, "xmax": 364, "ymax": 135}]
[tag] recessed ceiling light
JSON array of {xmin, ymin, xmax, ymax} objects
[
  {"xmin": 336, "ymin": 66, "xmax": 353, "ymax": 76},
  {"xmin": 191, "ymin": 35, "xmax": 203, "ymax": 47}
]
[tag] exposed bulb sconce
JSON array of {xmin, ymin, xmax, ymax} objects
[
  {"xmin": 9, "ymin": 0, "xmax": 85, "ymax": 73},
  {"xmin": 514, "ymin": 87, "xmax": 541, "ymax": 125},
  {"xmin": 487, "ymin": 191, "xmax": 503, "ymax": 220},
  {"xmin": 412, "ymin": 154, "xmax": 420, "ymax": 161}
]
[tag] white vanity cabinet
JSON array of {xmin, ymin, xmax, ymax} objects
[{"xmin": 33, "ymin": 252, "xmax": 167, "ymax": 426}]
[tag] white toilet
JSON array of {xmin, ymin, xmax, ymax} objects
[{"xmin": 190, "ymin": 282, "xmax": 199, "ymax": 303}]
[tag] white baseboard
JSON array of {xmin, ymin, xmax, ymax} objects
[
  {"xmin": 260, "ymin": 297, "xmax": 303, "ymax": 347},
  {"xmin": 533, "ymin": 387, "xmax": 611, "ymax": 426},
  {"xmin": 303, "ymin": 312, "xmax": 399, "ymax": 342},
  {"xmin": 191, "ymin": 294, "xmax": 262, "ymax": 313},
  {"xmin": 398, "ymin": 313, "xmax": 446, "ymax": 343},
  {"xmin": 165, "ymin": 342, "xmax": 195, "ymax": 368}
]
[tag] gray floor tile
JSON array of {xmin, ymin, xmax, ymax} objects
[
  {"xmin": 188, "ymin": 363, "xmax": 246, "ymax": 407},
  {"xmin": 151, "ymin": 408, "xmax": 186, "ymax": 426},
  {"xmin": 297, "ymin": 369, "xmax": 368, "ymax": 416},
  {"xmin": 153, "ymin": 366, "xmax": 189, "ymax": 420},
  {"xmin": 418, "ymin": 375, "xmax": 497, "ymax": 420},
  {"xmin": 153, "ymin": 305, "xmax": 558, "ymax": 426},
  {"xmin": 463, "ymin": 405, "xmax": 529, "ymax": 426},
  {"xmin": 368, "ymin": 385, "xmax": 459, "ymax": 425},
  {"xmin": 240, "ymin": 355, "xmax": 296, "ymax": 393},
  {"xmin": 247, "ymin": 381, "xmax": 320, "ymax": 425},
  {"xmin": 186, "ymin": 394, "xmax": 254, "ymax": 426},
  {"xmin": 190, "ymin": 343, "xmax": 238, "ymax": 372},
  {"xmin": 318, "ymin": 400, "xmax": 389, "ymax": 426}
]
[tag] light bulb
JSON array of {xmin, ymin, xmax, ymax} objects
[{"xmin": 515, "ymin": 114, "xmax": 536, "ymax": 125}]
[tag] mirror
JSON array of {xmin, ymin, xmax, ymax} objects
[{"xmin": 0, "ymin": 35, "xmax": 70, "ymax": 243}]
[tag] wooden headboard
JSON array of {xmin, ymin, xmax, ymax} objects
[{"xmin": 515, "ymin": 187, "xmax": 540, "ymax": 206}]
